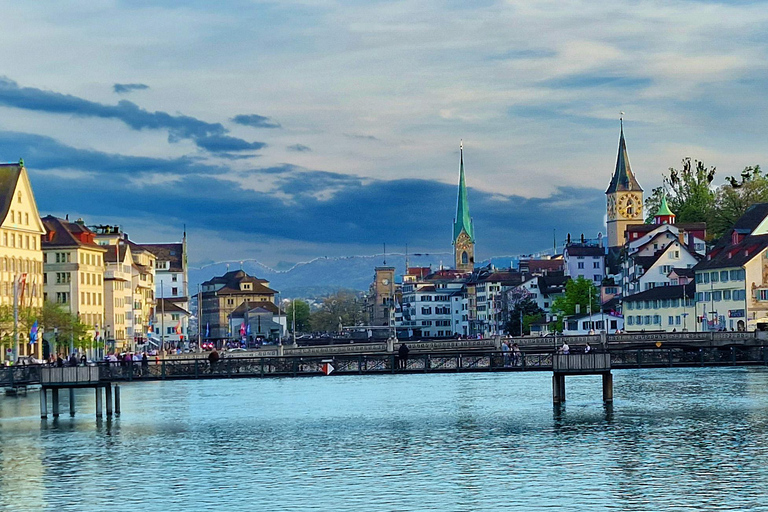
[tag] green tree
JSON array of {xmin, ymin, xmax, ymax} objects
[
  {"xmin": 309, "ymin": 290, "xmax": 365, "ymax": 333},
  {"xmin": 712, "ymin": 165, "xmax": 767, "ymax": 239},
  {"xmin": 550, "ymin": 277, "xmax": 600, "ymax": 332},
  {"xmin": 504, "ymin": 298, "xmax": 544, "ymax": 336},
  {"xmin": 644, "ymin": 158, "xmax": 716, "ymax": 226},
  {"xmin": 285, "ymin": 299, "xmax": 311, "ymax": 332}
]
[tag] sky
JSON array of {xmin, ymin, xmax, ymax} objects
[{"xmin": 1, "ymin": 0, "xmax": 767, "ymax": 269}]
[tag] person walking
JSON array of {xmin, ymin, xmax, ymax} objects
[
  {"xmin": 208, "ymin": 348, "xmax": 220, "ymax": 373},
  {"xmin": 502, "ymin": 341, "xmax": 511, "ymax": 367},
  {"xmin": 141, "ymin": 352, "xmax": 149, "ymax": 376},
  {"xmin": 584, "ymin": 342, "xmax": 592, "ymax": 353},
  {"xmin": 398, "ymin": 343, "xmax": 410, "ymax": 369},
  {"xmin": 561, "ymin": 342, "xmax": 570, "ymax": 355},
  {"xmin": 512, "ymin": 343, "xmax": 521, "ymax": 366}
]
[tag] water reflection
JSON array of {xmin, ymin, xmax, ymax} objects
[{"xmin": 0, "ymin": 368, "xmax": 767, "ymax": 511}]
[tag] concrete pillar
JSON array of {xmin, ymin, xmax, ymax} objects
[
  {"xmin": 69, "ymin": 388, "xmax": 76, "ymax": 417},
  {"xmin": 114, "ymin": 385, "xmax": 121, "ymax": 415},
  {"xmin": 386, "ymin": 337, "xmax": 394, "ymax": 353},
  {"xmin": 602, "ymin": 372, "xmax": 614, "ymax": 403},
  {"xmin": 52, "ymin": 388, "xmax": 60, "ymax": 417},
  {"xmin": 105, "ymin": 383, "xmax": 113, "ymax": 416},
  {"xmin": 277, "ymin": 344, "xmax": 284, "ymax": 357},
  {"xmin": 40, "ymin": 389, "xmax": 48, "ymax": 419},
  {"xmin": 95, "ymin": 387, "xmax": 103, "ymax": 417}
]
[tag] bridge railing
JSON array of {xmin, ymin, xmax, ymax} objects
[
  {"xmin": 553, "ymin": 353, "xmax": 611, "ymax": 373},
  {"xmin": 40, "ymin": 366, "xmax": 100, "ymax": 386},
  {"xmin": 0, "ymin": 365, "xmax": 42, "ymax": 388}
]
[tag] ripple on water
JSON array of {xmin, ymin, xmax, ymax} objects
[{"xmin": 0, "ymin": 367, "xmax": 768, "ymax": 511}]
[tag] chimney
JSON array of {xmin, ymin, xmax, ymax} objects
[{"xmin": 597, "ymin": 232, "xmax": 603, "ymax": 248}]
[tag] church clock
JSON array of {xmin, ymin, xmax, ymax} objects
[{"xmin": 617, "ymin": 193, "xmax": 642, "ymax": 219}]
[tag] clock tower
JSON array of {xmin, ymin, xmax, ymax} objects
[
  {"xmin": 606, "ymin": 120, "xmax": 643, "ymax": 248},
  {"xmin": 453, "ymin": 142, "xmax": 475, "ymax": 272}
]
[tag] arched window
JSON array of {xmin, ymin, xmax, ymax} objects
[{"xmin": 462, "ymin": 251, "xmax": 468, "ymax": 265}]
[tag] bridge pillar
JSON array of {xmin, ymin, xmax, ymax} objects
[
  {"xmin": 40, "ymin": 389, "xmax": 48, "ymax": 419},
  {"xmin": 52, "ymin": 388, "xmax": 59, "ymax": 417},
  {"xmin": 69, "ymin": 388, "xmax": 76, "ymax": 417},
  {"xmin": 95, "ymin": 387, "xmax": 103, "ymax": 417},
  {"xmin": 105, "ymin": 383, "xmax": 113, "ymax": 416},
  {"xmin": 602, "ymin": 372, "xmax": 613, "ymax": 403},
  {"xmin": 552, "ymin": 374, "xmax": 565, "ymax": 404},
  {"xmin": 114, "ymin": 385, "xmax": 121, "ymax": 415}
]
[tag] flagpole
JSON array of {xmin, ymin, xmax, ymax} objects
[
  {"xmin": 161, "ymin": 281, "xmax": 165, "ymax": 352},
  {"xmin": 12, "ymin": 275, "xmax": 18, "ymax": 364},
  {"xmin": 197, "ymin": 284, "xmax": 202, "ymax": 353}
]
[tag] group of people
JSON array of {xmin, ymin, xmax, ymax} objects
[
  {"xmin": 558, "ymin": 342, "xmax": 592, "ymax": 355},
  {"xmin": 501, "ymin": 341, "xmax": 522, "ymax": 366}
]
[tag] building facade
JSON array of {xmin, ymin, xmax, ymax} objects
[{"xmin": 0, "ymin": 161, "xmax": 46, "ymax": 360}]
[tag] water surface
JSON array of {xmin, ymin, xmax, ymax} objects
[{"xmin": 1, "ymin": 368, "xmax": 768, "ymax": 511}]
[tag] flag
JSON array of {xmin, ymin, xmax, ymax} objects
[
  {"xmin": 205, "ymin": 322, "xmax": 210, "ymax": 337},
  {"xmin": 29, "ymin": 320, "xmax": 38, "ymax": 345},
  {"xmin": 246, "ymin": 323, "xmax": 251, "ymax": 336},
  {"xmin": 175, "ymin": 321, "xmax": 182, "ymax": 335},
  {"xmin": 240, "ymin": 322, "xmax": 246, "ymax": 336}
]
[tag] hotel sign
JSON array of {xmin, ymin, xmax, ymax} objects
[{"xmin": 728, "ymin": 309, "xmax": 745, "ymax": 318}]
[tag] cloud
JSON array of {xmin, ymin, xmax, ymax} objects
[
  {"xmin": 231, "ymin": 114, "xmax": 281, "ymax": 129},
  {"xmin": 0, "ymin": 130, "xmax": 227, "ymax": 176},
  {"xmin": 343, "ymin": 133, "xmax": 380, "ymax": 141},
  {"xmin": 0, "ymin": 78, "xmax": 266, "ymax": 154},
  {"xmin": 286, "ymin": 144, "xmax": 311, "ymax": 152},
  {"xmin": 113, "ymin": 83, "xmax": 149, "ymax": 94}
]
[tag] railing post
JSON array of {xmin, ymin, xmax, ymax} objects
[
  {"xmin": 424, "ymin": 354, "xmax": 429, "ymax": 372},
  {"xmin": 161, "ymin": 359, "xmax": 166, "ymax": 380},
  {"xmin": 391, "ymin": 354, "xmax": 395, "ymax": 373},
  {"xmin": 700, "ymin": 348, "xmax": 705, "ymax": 366},
  {"xmin": 260, "ymin": 357, "xmax": 264, "ymax": 377},
  {"xmin": 194, "ymin": 359, "xmax": 199, "ymax": 378},
  {"xmin": 292, "ymin": 358, "xmax": 298, "ymax": 377},
  {"xmin": 357, "ymin": 355, "xmax": 363, "ymax": 374},
  {"xmin": 731, "ymin": 346, "xmax": 736, "ymax": 365},
  {"xmin": 637, "ymin": 349, "xmax": 642, "ymax": 368},
  {"xmin": 128, "ymin": 361, "xmax": 133, "ymax": 381},
  {"xmin": 227, "ymin": 359, "xmax": 232, "ymax": 378},
  {"xmin": 668, "ymin": 349, "xmax": 673, "ymax": 367}
]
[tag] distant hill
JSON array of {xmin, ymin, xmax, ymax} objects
[{"xmin": 188, "ymin": 252, "xmax": 550, "ymax": 299}]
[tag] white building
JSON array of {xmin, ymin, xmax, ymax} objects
[
  {"xmin": 563, "ymin": 312, "xmax": 623, "ymax": 335},
  {"xmin": 623, "ymin": 283, "xmax": 696, "ymax": 332},
  {"xmin": 564, "ymin": 243, "xmax": 605, "ymax": 286},
  {"xmin": 400, "ymin": 271, "xmax": 468, "ymax": 338}
]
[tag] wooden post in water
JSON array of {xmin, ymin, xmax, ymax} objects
[
  {"xmin": 552, "ymin": 374, "xmax": 564, "ymax": 404},
  {"xmin": 52, "ymin": 388, "xmax": 60, "ymax": 417},
  {"xmin": 114, "ymin": 384, "xmax": 121, "ymax": 415},
  {"xmin": 602, "ymin": 373, "xmax": 613, "ymax": 403},
  {"xmin": 40, "ymin": 389, "xmax": 48, "ymax": 418},
  {"xmin": 95, "ymin": 387, "xmax": 103, "ymax": 417},
  {"xmin": 105, "ymin": 383, "xmax": 113, "ymax": 416},
  {"xmin": 69, "ymin": 388, "xmax": 76, "ymax": 416}
]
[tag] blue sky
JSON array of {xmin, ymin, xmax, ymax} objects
[{"xmin": 1, "ymin": 0, "xmax": 767, "ymax": 267}]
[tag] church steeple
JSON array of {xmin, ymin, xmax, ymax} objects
[
  {"xmin": 606, "ymin": 118, "xmax": 644, "ymax": 248},
  {"xmin": 453, "ymin": 141, "xmax": 475, "ymax": 271},
  {"xmin": 606, "ymin": 118, "xmax": 643, "ymax": 194}
]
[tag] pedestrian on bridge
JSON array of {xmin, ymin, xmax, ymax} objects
[
  {"xmin": 560, "ymin": 342, "xmax": 570, "ymax": 355},
  {"xmin": 208, "ymin": 348, "xmax": 220, "ymax": 372},
  {"xmin": 398, "ymin": 343, "xmax": 410, "ymax": 369}
]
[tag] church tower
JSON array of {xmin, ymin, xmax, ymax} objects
[
  {"xmin": 606, "ymin": 120, "xmax": 643, "ymax": 248},
  {"xmin": 453, "ymin": 141, "xmax": 475, "ymax": 271}
]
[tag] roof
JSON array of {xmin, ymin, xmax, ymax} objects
[
  {"xmin": 627, "ymin": 222, "xmax": 706, "ymax": 233},
  {"xmin": 655, "ymin": 194, "xmax": 675, "ymax": 217},
  {"xmin": 41, "ymin": 216, "xmax": 105, "ymax": 250},
  {"xmin": 479, "ymin": 271, "xmax": 523, "ymax": 286},
  {"xmin": 605, "ymin": 124, "xmax": 643, "ymax": 194},
  {"xmin": 157, "ymin": 299, "xmax": 190, "ymax": 315},
  {"xmin": 537, "ymin": 275, "xmax": 569, "ymax": 296},
  {"xmin": 229, "ymin": 300, "xmax": 280, "ymax": 316},
  {"xmin": 694, "ymin": 233, "xmax": 768, "ymax": 271},
  {"xmin": 623, "ymin": 282, "xmax": 695, "ymax": 302},
  {"xmin": 565, "ymin": 245, "xmax": 605, "ymax": 257},
  {"xmin": 104, "ymin": 243, "xmax": 129, "ymax": 263},
  {"xmin": 453, "ymin": 143, "xmax": 474, "ymax": 243},
  {"xmin": 202, "ymin": 270, "xmax": 278, "ymax": 295},
  {"xmin": 139, "ymin": 243, "xmax": 184, "ymax": 272},
  {"xmin": 732, "ymin": 203, "xmax": 768, "ymax": 233},
  {"xmin": 0, "ymin": 163, "xmax": 23, "ymax": 225},
  {"xmin": 670, "ymin": 267, "xmax": 694, "ymax": 278}
]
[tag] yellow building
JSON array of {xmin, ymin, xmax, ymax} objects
[
  {"xmin": 41, "ymin": 216, "xmax": 107, "ymax": 350},
  {"xmin": 0, "ymin": 160, "xmax": 45, "ymax": 361}
]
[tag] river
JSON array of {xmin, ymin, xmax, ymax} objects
[{"xmin": 1, "ymin": 367, "xmax": 768, "ymax": 511}]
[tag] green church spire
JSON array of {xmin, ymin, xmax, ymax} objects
[
  {"xmin": 655, "ymin": 192, "xmax": 674, "ymax": 217},
  {"xmin": 453, "ymin": 141, "xmax": 474, "ymax": 243}
]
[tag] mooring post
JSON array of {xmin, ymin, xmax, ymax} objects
[
  {"xmin": 559, "ymin": 375, "xmax": 566, "ymax": 403},
  {"xmin": 602, "ymin": 372, "xmax": 614, "ymax": 403},
  {"xmin": 95, "ymin": 387, "xmax": 103, "ymax": 417},
  {"xmin": 114, "ymin": 384, "xmax": 121, "ymax": 415},
  {"xmin": 69, "ymin": 388, "xmax": 76, "ymax": 417},
  {"xmin": 40, "ymin": 389, "xmax": 48, "ymax": 419},
  {"xmin": 52, "ymin": 388, "xmax": 60, "ymax": 417},
  {"xmin": 105, "ymin": 383, "xmax": 113, "ymax": 416}
]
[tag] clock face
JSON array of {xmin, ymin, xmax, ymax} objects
[
  {"xmin": 617, "ymin": 193, "xmax": 642, "ymax": 219},
  {"xmin": 381, "ymin": 278, "xmax": 390, "ymax": 286},
  {"xmin": 607, "ymin": 196, "xmax": 617, "ymax": 218}
]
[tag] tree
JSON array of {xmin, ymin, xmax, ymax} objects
[
  {"xmin": 644, "ymin": 158, "xmax": 716, "ymax": 226},
  {"xmin": 309, "ymin": 290, "xmax": 365, "ymax": 333},
  {"xmin": 550, "ymin": 277, "xmax": 600, "ymax": 332},
  {"xmin": 712, "ymin": 165, "xmax": 767, "ymax": 239},
  {"xmin": 504, "ymin": 298, "xmax": 544, "ymax": 336},
  {"xmin": 285, "ymin": 299, "xmax": 311, "ymax": 332}
]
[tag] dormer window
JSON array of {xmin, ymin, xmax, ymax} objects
[{"xmin": 241, "ymin": 283, "xmax": 252, "ymax": 291}]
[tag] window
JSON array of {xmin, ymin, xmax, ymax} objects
[
  {"xmin": 668, "ymin": 316, "xmax": 674, "ymax": 325},
  {"xmin": 733, "ymin": 290, "xmax": 746, "ymax": 301},
  {"xmin": 578, "ymin": 262, "xmax": 585, "ymax": 269},
  {"xmin": 172, "ymin": 274, "xmax": 178, "ymax": 282},
  {"xmin": 24, "ymin": 213, "xmax": 28, "ymax": 225},
  {"xmin": 172, "ymin": 287, "xmax": 178, "ymax": 295},
  {"xmin": 626, "ymin": 302, "xmax": 634, "ymax": 310},
  {"xmin": 711, "ymin": 271, "xmax": 719, "ymax": 283},
  {"xmin": 713, "ymin": 291, "xmax": 722, "ymax": 302},
  {"xmin": 636, "ymin": 315, "xmax": 643, "ymax": 325},
  {"xmin": 421, "ymin": 307, "xmax": 432, "ymax": 315},
  {"xmin": 636, "ymin": 302, "xmax": 643, "ymax": 310},
  {"xmin": 723, "ymin": 290, "xmax": 731, "ymax": 300},
  {"xmin": 593, "ymin": 262, "xmax": 600, "ymax": 269},
  {"xmin": 594, "ymin": 275, "xmax": 601, "ymax": 282},
  {"xmin": 703, "ymin": 273, "xmax": 710, "ymax": 284},
  {"xmin": 758, "ymin": 290, "xmax": 768, "ymax": 301},
  {"xmin": 696, "ymin": 273, "xmax": 703, "ymax": 284},
  {"xmin": 696, "ymin": 292, "xmax": 704, "ymax": 302},
  {"xmin": 721, "ymin": 271, "xmax": 729, "ymax": 282},
  {"xmin": 627, "ymin": 316, "xmax": 634, "ymax": 325},
  {"xmin": 704, "ymin": 292, "xmax": 711, "ymax": 301}
]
